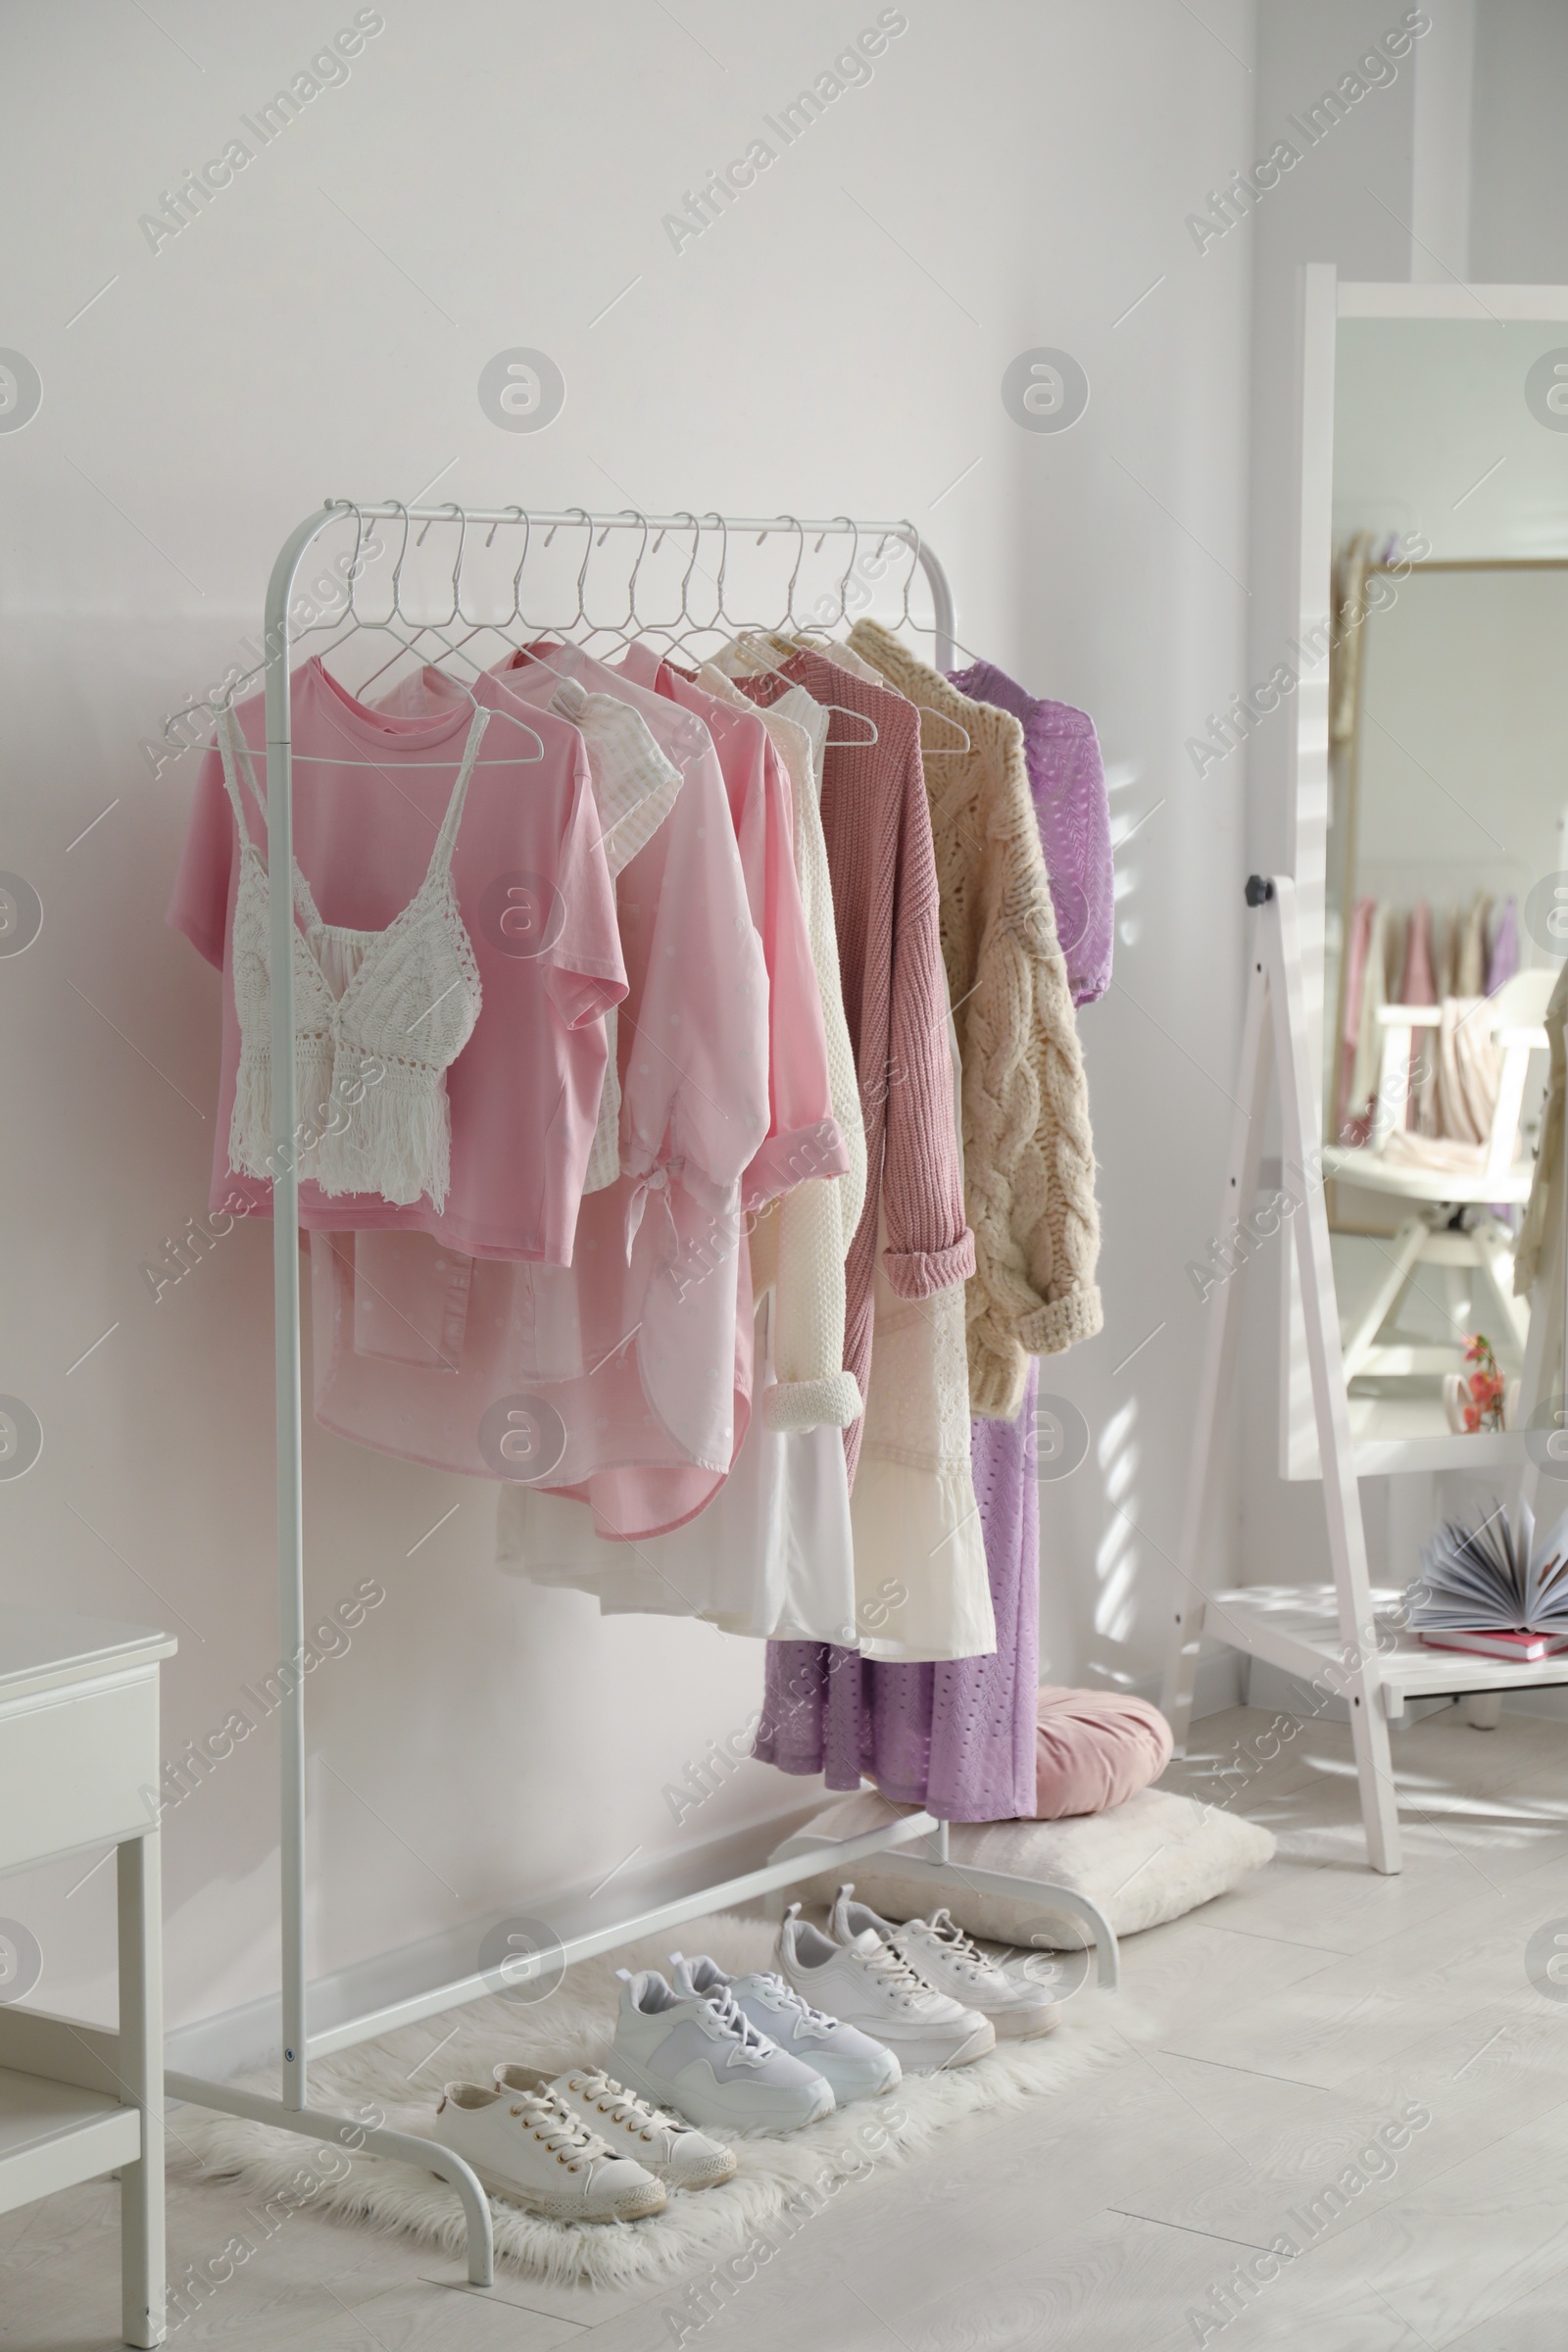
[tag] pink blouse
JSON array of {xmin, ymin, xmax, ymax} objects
[{"xmin": 612, "ymin": 643, "xmax": 845, "ymax": 1206}]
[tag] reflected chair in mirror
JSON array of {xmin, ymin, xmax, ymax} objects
[{"xmin": 1321, "ymin": 966, "xmax": 1554, "ymax": 1394}]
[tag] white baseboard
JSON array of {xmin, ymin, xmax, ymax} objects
[
  {"xmin": 1485, "ymin": 1682, "xmax": 1568, "ymax": 1721},
  {"xmin": 166, "ymin": 1795, "xmax": 827, "ymax": 2085},
  {"xmin": 1119, "ymin": 1648, "xmax": 1244, "ymax": 1723}
]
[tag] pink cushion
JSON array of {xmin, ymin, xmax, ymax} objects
[{"xmin": 1033, "ymin": 1686, "xmax": 1174, "ymax": 1820}]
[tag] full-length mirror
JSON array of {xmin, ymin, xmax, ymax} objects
[{"xmin": 1308, "ymin": 306, "xmax": 1568, "ymax": 1464}]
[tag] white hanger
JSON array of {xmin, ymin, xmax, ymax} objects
[{"xmin": 169, "ymin": 503, "xmax": 547, "ymax": 767}]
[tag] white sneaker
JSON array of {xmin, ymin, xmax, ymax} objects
[
  {"xmin": 671, "ymin": 1951, "xmax": 902, "ymax": 2104},
  {"xmin": 780, "ymin": 1897, "xmax": 995, "ymax": 2073},
  {"xmin": 496, "ymin": 2062, "xmax": 737, "ymax": 2189},
  {"xmin": 611, "ymin": 1967, "xmax": 835, "ymax": 2134},
  {"xmin": 860, "ymin": 1903, "xmax": 1060, "ymax": 2040},
  {"xmin": 431, "ymin": 2080, "xmax": 665, "ymax": 2220}
]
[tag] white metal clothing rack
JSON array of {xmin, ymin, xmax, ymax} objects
[{"xmin": 164, "ymin": 504, "xmax": 1118, "ymax": 2290}]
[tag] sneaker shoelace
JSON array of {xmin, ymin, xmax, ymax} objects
[
  {"xmin": 914, "ymin": 1908, "xmax": 1010, "ymax": 1988},
  {"xmin": 757, "ymin": 1971, "xmax": 838, "ymax": 2041},
  {"xmin": 699, "ymin": 1984, "xmax": 779, "ymax": 2067},
  {"xmin": 509, "ymin": 2090, "xmax": 609, "ymax": 2172},
  {"xmin": 858, "ymin": 1937, "xmax": 943, "ymax": 2010},
  {"xmin": 568, "ymin": 2068, "xmax": 679, "ymax": 2143}
]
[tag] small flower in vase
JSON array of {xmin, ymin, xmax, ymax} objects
[{"xmin": 1461, "ymin": 1334, "xmax": 1506, "ymax": 1434}]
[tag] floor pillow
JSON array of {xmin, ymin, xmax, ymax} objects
[
  {"xmin": 790, "ymin": 1786, "xmax": 1275, "ymax": 1947},
  {"xmin": 1035, "ymin": 1684, "xmax": 1174, "ymax": 1818}
]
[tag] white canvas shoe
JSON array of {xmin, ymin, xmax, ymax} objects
[
  {"xmin": 781, "ymin": 1897, "xmax": 995, "ymax": 2073},
  {"xmin": 861, "ymin": 1903, "xmax": 1060, "ymax": 2040},
  {"xmin": 495, "ymin": 2062, "xmax": 737, "ymax": 2189},
  {"xmin": 611, "ymin": 1967, "xmax": 835, "ymax": 2134},
  {"xmin": 431, "ymin": 2081, "xmax": 665, "ymax": 2220},
  {"xmin": 671, "ymin": 1951, "xmax": 902, "ymax": 2103}
]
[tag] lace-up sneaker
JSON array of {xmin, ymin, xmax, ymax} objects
[
  {"xmin": 432, "ymin": 2080, "xmax": 665, "ymax": 2219},
  {"xmin": 779, "ymin": 1898, "xmax": 995, "ymax": 2073},
  {"xmin": 670, "ymin": 1951, "xmax": 902, "ymax": 2103},
  {"xmin": 496, "ymin": 2062, "xmax": 737, "ymax": 2189},
  {"xmin": 611, "ymin": 1967, "xmax": 836, "ymax": 2133},
  {"xmin": 858, "ymin": 1902, "xmax": 1060, "ymax": 2040}
]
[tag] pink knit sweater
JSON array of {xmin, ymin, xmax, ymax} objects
[{"xmin": 739, "ymin": 652, "xmax": 973, "ymax": 1483}]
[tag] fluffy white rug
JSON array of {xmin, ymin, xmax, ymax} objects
[{"xmin": 170, "ymin": 1909, "xmax": 1145, "ymax": 2292}]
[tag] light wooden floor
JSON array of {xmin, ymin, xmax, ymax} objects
[{"xmin": 10, "ymin": 1700, "xmax": 1568, "ymax": 2350}]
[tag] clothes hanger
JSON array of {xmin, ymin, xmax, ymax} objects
[
  {"xmin": 575, "ymin": 509, "xmax": 653, "ymax": 663},
  {"xmin": 295, "ymin": 504, "xmax": 546, "ymax": 765},
  {"xmin": 386, "ymin": 505, "xmax": 591, "ymax": 692},
  {"xmin": 478, "ymin": 507, "xmax": 613, "ymax": 692},
  {"xmin": 783, "ymin": 521, "xmax": 972, "ymax": 757},
  {"xmin": 710, "ymin": 515, "xmax": 879, "ymax": 749},
  {"xmin": 351, "ymin": 502, "xmax": 475, "ymax": 700},
  {"xmin": 726, "ymin": 517, "xmax": 903, "ymax": 745},
  {"xmin": 375, "ymin": 504, "xmax": 531, "ymax": 687},
  {"xmin": 174, "ymin": 504, "xmax": 548, "ymax": 770},
  {"xmin": 620, "ymin": 509, "xmax": 730, "ymax": 668},
  {"xmin": 349, "ymin": 500, "xmax": 579, "ymax": 765},
  {"xmin": 835, "ymin": 521, "xmax": 974, "ymax": 756}
]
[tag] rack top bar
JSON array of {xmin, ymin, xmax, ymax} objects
[{"xmin": 320, "ymin": 502, "xmax": 923, "ymax": 538}]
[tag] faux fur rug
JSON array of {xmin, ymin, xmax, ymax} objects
[{"xmin": 170, "ymin": 1909, "xmax": 1146, "ymax": 2292}]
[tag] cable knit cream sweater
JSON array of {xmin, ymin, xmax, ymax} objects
[{"xmin": 849, "ymin": 620, "xmax": 1102, "ymax": 1419}]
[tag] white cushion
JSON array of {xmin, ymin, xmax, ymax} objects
[{"xmin": 792, "ymin": 1788, "xmax": 1275, "ymax": 1947}]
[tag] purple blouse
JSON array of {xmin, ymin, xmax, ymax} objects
[{"xmin": 947, "ymin": 660, "xmax": 1112, "ymax": 1007}]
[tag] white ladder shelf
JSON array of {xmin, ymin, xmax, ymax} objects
[{"xmin": 1159, "ymin": 873, "xmax": 1568, "ymax": 1872}]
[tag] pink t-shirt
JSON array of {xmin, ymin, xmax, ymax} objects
[{"xmin": 167, "ymin": 659, "xmax": 625, "ymax": 1262}]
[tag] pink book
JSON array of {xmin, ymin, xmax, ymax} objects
[{"xmin": 1419, "ymin": 1629, "xmax": 1568, "ymax": 1662}]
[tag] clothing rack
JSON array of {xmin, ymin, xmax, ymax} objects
[{"xmin": 163, "ymin": 504, "xmax": 1118, "ymax": 2290}]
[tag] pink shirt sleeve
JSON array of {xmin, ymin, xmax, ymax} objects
[
  {"xmin": 744, "ymin": 726, "xmax": 849, "ymax": 1208},
  {"xmin": 619, "ymin": 752, "xmax": 769, "ymax": 1205},
  {"xmin": 700, "ymin": 705, "xmax": 847, "ymax": 1210},
  {"xmin": 543, "ymin": 751, "xmax": 628, "ymax": 1030},
  {"xmin": 167, "ymin": 740, "xmax": 236, "ymax": 968}
]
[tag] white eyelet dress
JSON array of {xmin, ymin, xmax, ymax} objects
[{"xmin": 215, "ymin": 702, "xmax": 489, "ymax": 1210}]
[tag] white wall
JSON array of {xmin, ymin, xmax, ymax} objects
[
  {"xmin": 1472, "ymin": 0, "xmax": 1568, "ymax": 282},
  {"xmin": 0, "ymin": 0, "xmax": 1255, "ymax": 2045}
]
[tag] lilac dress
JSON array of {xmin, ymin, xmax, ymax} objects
[
  {"xmin": 754, "ymin": 660, "xmax": 1104, "ymax": 1821},
  {"xmin": 1487, "ymin": 896, "xmax": 1519, "ymax": 997},
  {"xmin": 755, "ymin": 1361, "xmax": 1040, "ymax": 1819}
]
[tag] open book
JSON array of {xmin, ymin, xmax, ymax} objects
[{"xmin": 1406, "ymin": 1498, "xmax": 1568, "ymax": 1658}]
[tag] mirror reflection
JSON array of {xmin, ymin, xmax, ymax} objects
[{"xmin": 1322, "ymin": 320, "xmax": 1568, "ymax": 1449}]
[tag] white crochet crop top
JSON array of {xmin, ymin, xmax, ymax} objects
[{"xmin": 216, "ymin": 702, "xmax": 489, "ymax": 1209}]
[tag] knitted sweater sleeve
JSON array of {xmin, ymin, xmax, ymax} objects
[
  {"xmin": 961, "ymin": 716, "xmax": 1102, "ymax": 1416},
  {"xmin": 881, "ymin": 731, "xmax": 975, "ymax": 1300},
  {"xmin": 846, "ymin": 619, "xmax": 1102, "ymax": 1419}
]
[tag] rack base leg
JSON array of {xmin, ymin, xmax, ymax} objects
[
  {"xmin": 765, "ymin": 1829, "xmax": 1119, "ymax": 1988},
  {"xmin": 165, "ymin": 2074, "xmax": 494, "ymax": 2289}
]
